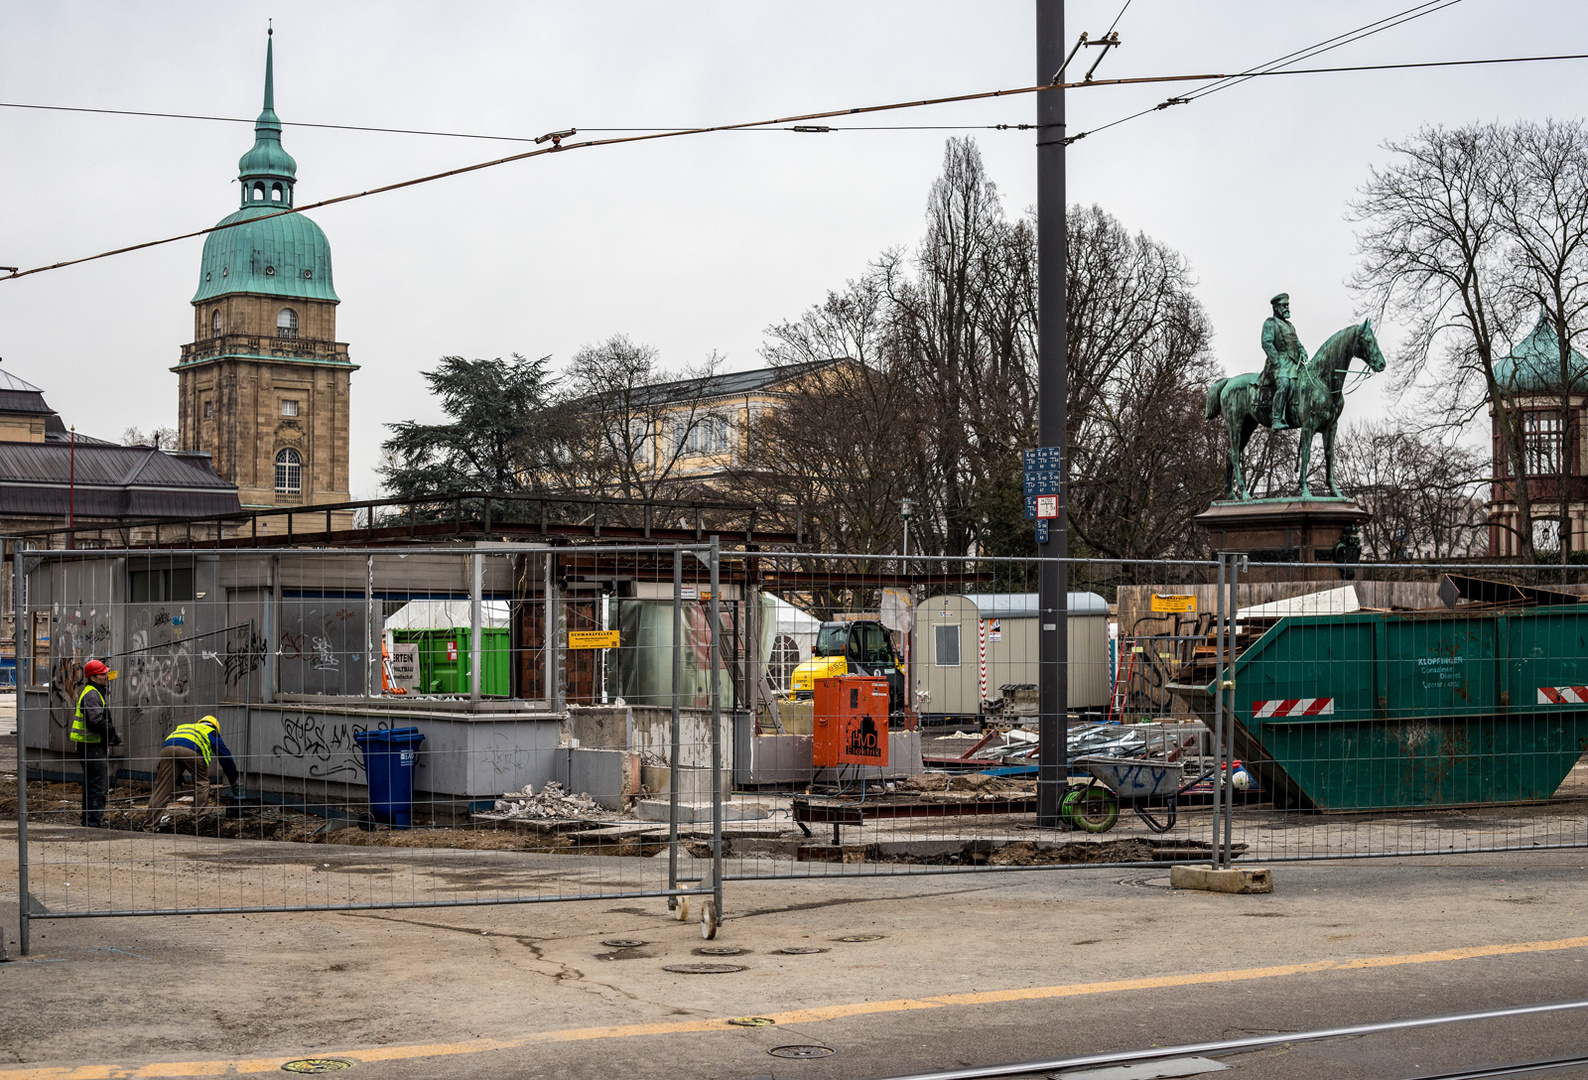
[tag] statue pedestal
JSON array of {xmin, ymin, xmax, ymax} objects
[{"xmin": 1194, "ymin": 498, "xmax": 1371, "ymax": 582}]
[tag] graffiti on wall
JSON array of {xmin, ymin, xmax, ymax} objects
[
  {"xmin": 270, "ymin": 711, "xmax": 392, "ymax": 779},
  {"xmin": 123, "ymin": 607, "xmax": 193, "ymax": 735}
]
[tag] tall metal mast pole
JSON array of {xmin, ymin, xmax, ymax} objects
[{"xmin": 1036, "ymin": 0, "xmax": 1069, "ymax": 828}]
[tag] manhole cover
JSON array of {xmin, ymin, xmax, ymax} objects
[
  {"xmin": 769, "ymin": 1045, "xmax": 835, "ymax": 1059},
  {"xmin": 775, "ymin": 946, "xmax": 829, "ymax": 955},
  {"xmin": 664, "ymin": 962, "xmax": 747, "ymax": 974},
  {"xmin": 836, "ymin": 934, "xmax": 884, "ymax": 942},
  {"xmin": 1118, "ymin": 876, "xmax": 1174, "ymax": 890},
  {"xmin": 727, "ymin": 1016, "xmax": 777, "ymax": 1027},
  {"xmin": 601, "ymin": 939, "xmax": 648, "ymax": 948},
  {"xmin": 695, "ymin": 945, "xmax": 748, "ymax": 956},
  {"xmin": 281, "ymin": 1061, "xmax": 354, "ymax": 1074}
]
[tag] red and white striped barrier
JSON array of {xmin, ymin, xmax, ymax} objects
[
  {"xmin": 1252, "ymin": 697, "xmax": 1334, "ymax": 718},
  {"xmin": 1538, "ymin": 686, "xmax": 1588, "ymax": 705},
  {"xmin": 978, "ymin": 619, "xmax": 988, "ymax": 702}
]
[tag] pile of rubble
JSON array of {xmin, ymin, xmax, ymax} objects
[{"xmin": 491, "ymin": 781, "xmax": 619, "ymax": 821}]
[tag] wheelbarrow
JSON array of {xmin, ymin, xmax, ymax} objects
[{"xmin": 1064, "ymin": 756, "xmax": 1215, "ymax": 834}]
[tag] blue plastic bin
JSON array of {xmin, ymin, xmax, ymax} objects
[{"xmin": 354, "ymin": 726, "xmax": 425, "ymax": 828}]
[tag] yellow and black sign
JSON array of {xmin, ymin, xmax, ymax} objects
[
  {"xmin": 1150, "ymin": 594, "xmax": 1196, "ymax": 613},
  {"xmin": 568, "ymin": 630, "xmax": 621, "ymax": 649}
]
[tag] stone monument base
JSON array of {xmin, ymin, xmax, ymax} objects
[{"xmin": 1194, "ymin": 498, "xmax": 1370, "ymax": 582}]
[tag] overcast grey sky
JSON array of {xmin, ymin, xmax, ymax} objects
[{"xmin": 2, "ymin": 1, "xmax": 1584, "ymax": 496}]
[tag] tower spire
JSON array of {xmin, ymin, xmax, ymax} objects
[
  {"xmin": 264, "ymin": 23, "xmax": 274, "ymax": 111},
  {"xmin": 237, "ymin": 25, "xmax": 296, "ymax": 209}
]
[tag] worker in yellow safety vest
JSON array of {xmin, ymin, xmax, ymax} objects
[
  {"xmin": 142, "ymin": 716, "xmax": 241, "ymax": 832},
  {"xmin": 70, "ymin": 659, "xmax": 119, "ymax": 827}
]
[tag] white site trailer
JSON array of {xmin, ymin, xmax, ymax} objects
[{"xmin": 912, "ymin": 592, "xmax": 1111, "ymax": 724}]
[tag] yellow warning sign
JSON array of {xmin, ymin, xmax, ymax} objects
[
  {"xmin": 568, "ymin": 630, "xmax": 620, "ymax": 649},
  {"xmin": 1150, "ymin": 594, "xmax": 1196, "ymax": 613}
]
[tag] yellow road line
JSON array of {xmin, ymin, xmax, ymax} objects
[{"xmin": 7, "ymin": 933, "xmax": 1588, "ymax": 1079}]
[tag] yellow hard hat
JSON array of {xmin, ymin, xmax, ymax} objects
[{"xmin": 200, "ymin": 715, "xmax": 220, "ymax": 729}]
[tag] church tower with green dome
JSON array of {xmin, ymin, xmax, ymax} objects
[{"xmin": 174, "ymin": 29, "xmax": 356, "ymax": 518}]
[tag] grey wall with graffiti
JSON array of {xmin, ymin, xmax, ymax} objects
[{"xmin": 227, "ymin": 704, "xmax": 562, "ymax": 799}]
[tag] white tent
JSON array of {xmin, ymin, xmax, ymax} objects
[{"xmin": 385, "ymin": 599, "xmax": 510, "ymax": 631}]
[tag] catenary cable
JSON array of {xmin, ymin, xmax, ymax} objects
[
  {"xmin": 4, "ymin": 50, "xmax": 1586, "ymax": 283},
  {"xmin": 1066, "ymin": 0, "xmax": 1464, "ymax": 144},
  {"xmin": 0, "ymin": 101, "xmax": 1033, "ymax": 139}
]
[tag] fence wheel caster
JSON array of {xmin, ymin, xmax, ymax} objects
[{"xmin": 700, "ymin": 899, "xmax": 718, "ymax": 940}]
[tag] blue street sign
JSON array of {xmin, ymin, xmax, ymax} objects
[
  {"xmin": 1022, "ymin": 446, "xmax": 1064, "ymax": 519},
  {"xmin": 1035, "ymin": 518, "xmax": 1049, "ymax": 545}
]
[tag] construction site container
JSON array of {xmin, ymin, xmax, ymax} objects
[
  {"xmin": 912, "ymin": 592, "xmax": 1111, "ymax": 723},
  {"xmin": 391, "ymin": 627, "xmax": 511, "ymax": 697},
  {"xmin": 1174, "ymin": 604, "xmax": 1588, "ymax": 811}
]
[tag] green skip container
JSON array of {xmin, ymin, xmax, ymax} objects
[
  {"xmin": 392, "ymin": 627, "xmax": 511, "ymax": 697},
  {"xmin": 1171, "ymin": 605, "xmax": 1588, "ymax": 811}
]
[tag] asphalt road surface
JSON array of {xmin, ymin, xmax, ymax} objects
[{"xmin": 2, "ymin": 837, "xmax": 1587, "ymax": 1080}]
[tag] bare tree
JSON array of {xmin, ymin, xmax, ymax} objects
[
  {"xmin": 1352, "ymin": 124, "xmax": 1537, "ymax": 555},
  {"xmin": 1333, "ymin": 420, "xmax": 1488, "ymax": 560},
  {"xmin": 122, "ymin": 426, "xmax": 178, "ymax": 450},
  {"xmin": 1492, "ymin": 119, "xmax": 1588, "ymax": 561},
  {"xmin": 1064, "ymin": 206, "xmax": 1223, "ymax": 560},
  {"xmin": 881, "ymin": 138, "xmax": 1037, "ymax": 557},
  {"xmin": 560, "ymin": 335, "xmax": 724, "ymax": 502}
]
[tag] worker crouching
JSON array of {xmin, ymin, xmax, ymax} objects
[{"xmin": 143, "ymin": 716, "xmax": 241, "ymax": 831}]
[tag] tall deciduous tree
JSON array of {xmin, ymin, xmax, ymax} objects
[
  {"xmin": 559, "ymin": 335, "xmax": 724, "ymax": 502},
  {"xmin": 730, "ymin": 138, "xmax": 1224, "ymax": 561},
  {"xmin": 1333, "ymin": 420, "xmax": 1487, "ymax": 560},
  {"xmin": 1352, "ymin": 120, "xmax": 1588, "ymax": 561}
]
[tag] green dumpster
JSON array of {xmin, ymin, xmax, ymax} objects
[
  {"xmin": 392, "ymin": 627, "xmax": 511, "ymax": 696},
  {"xmin": 1172, "ymin": 605, "xmax": 1588, "ymax": 811}
]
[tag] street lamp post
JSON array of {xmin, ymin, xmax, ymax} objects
[{"xmin": 900, "ymin": 497, "xmax": 915, "ymax": 560}]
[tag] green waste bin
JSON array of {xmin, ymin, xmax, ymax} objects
[{"xmin": 392, "ymin": 627, "xmax": 510, "ymax": 696}]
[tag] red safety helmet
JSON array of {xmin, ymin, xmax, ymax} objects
[{"xmin": 84, "ymin": 660, "xmax": 109, "ymax": 679}]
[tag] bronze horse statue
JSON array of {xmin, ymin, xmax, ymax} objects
[{"xmin": 1205, "ymin": 319, "xmax": 1387, "ymax": 500}]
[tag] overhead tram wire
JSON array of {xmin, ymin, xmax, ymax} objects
[
  {"xmin": 1064, "ymin": 0, "xmax": 1465, "ymax": 145},
  {"xmin": 0, "ymin": 101, "xmax": 1029, "ymax": 140},
  {"xmin": 5, "ymin": 49, "xmax": 1588, "ymax": 283}
]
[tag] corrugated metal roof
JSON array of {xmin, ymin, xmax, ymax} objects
[
  {"xmin": 0, "ymin": 443, "xmax": 232, "ymax": 488},
  {"xmin": 0, "ymin": 389, "xmax": 53, "ymax": 415},
  {"xmin": 959, "ymin": 592, "xmax": 1111, "ymax": 618}
]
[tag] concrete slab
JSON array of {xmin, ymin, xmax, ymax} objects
[
  {"xmin": 635, "ymin": 799, "xmax": 771, "ymax": 823},
  {"xmin": 1169, "ymin": 863, "xmax": 1274, "ymax": 893}
]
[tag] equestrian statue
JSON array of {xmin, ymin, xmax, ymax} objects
[{"xmin": 1205, "ymin": 293, "xmax": 1387, "ymax": 501}]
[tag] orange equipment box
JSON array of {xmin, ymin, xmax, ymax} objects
[{"xmin": 813, "ymin": 675, "xmax": 890, "ymax": 768}]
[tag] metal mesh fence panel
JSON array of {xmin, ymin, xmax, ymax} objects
[
  {"xmin": 8, "ymin": 543, "xmax": 727, "ymax": 951},
  {"xmin": 10, "ymin": 541, "xmax": 1588, "ymax": 950}
]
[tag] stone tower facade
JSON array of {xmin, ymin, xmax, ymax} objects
[{"xmin": 174, "ymin": 30, "xmax": 356, "ymax": 515}]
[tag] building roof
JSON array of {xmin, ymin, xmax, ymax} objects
[
  {"xmin": 625, "ymin": 358, "xmax": 846, "ymax": 407},
  {"xmin": 192, "ymin": 32, "xmax": 337, "ymax": 305},
  {"xmin": 958, "ymin": 592, "xmax": 1111, "ymax": 618},
  {"xmin": 0, "ymin": 443, "xmax": 241, "ymax": 520},
  {"xmin": 1495, "ymin": 312, "xmax": 1588, "ymax": 393},
  {"xmin": 0, "ymin": 367, "xmax": 44, "ymax": 394}
]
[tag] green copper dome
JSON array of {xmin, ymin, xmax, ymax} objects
[
  {"xmin": 192, "ymin": 30, "xmax": 337, "ymax": 305},
  {"xmin": 1495, "ymin": 312, "xmax": 1588, "ymax": 393}
]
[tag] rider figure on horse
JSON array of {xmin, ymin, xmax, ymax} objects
[{"xmin": 1260, "ymin": 292, "xmax": 1307, "ymax": 431}]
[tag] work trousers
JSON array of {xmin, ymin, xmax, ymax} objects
[
  {"xmin": 143, "ymin": 745, "xmax": 211, "ymax": 830},
  {"xmin": 79, "ymin": 741, "xmax": 108, "ymax": 827}
]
